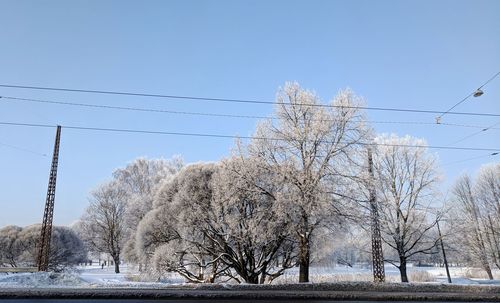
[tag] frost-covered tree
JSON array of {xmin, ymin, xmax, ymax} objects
[
  {"xmin": 475, "ymin": 163, "xmax": 500, "ymax": 270},
  {"xmin": 0, "ymin": 225, "xmax": 85, "ymax": 270},
  {"xmin": 137, "ymin": 163, "xmax": 226, "ymax": 282},
  {"xmin": 448, "ymin": 163, "xmax": 499, "ymax": 279},
  {"xmin": 138, "ymin": 160, "xmax": 298, "ymax": 284},
  {"xmin": 113, "ymin": 156, "xmax": 183, "ymax": 266},
  {"xmin": 373, "ymin": 134, "xmax": 441, "ymax": 282},
  {"xmin": 80, "ymin": 181, "xmax": 127, "ymax": 273},
  {"xmin": 0, "ymin": 225, "xmax": 22, "ymax": 267},
  {"xmin": 248, "ymin": 82, "xmax": 367, "ymax": 282},
  {"xmin": 211, "ymin": 156, "xmax": 298, "ymax": 283},
  {"xmin": 327, "ymin": 226, "xmax": 372, "ymax": 267},
  {"xmin": 449, "ymin": 175, "xmax": 492, "ymax": 278}
]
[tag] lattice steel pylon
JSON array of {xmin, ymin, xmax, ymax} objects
[
  {"xmin": 37, "ymin": 125, "xmax": 61, "ymax": 272},
  {"xmin": 368, "ymin": 148, "xmax": 385, "ymax": 282}
]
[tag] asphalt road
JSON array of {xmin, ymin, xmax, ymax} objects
[
  {"xmin": 2, "ymin": 285, "xmax": 499, "ymax": 302},
  {"xmin": 0, "ymin": 301, "xmax": 487, "ymax": 303}
]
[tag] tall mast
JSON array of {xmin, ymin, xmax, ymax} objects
[{"xmin": 37, "ymin": 125, "xmax": 61, "ymax": 271}]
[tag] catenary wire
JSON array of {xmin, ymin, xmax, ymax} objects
[
  {"xmin": 0, "ymin": 141, "xmax": 48, "ymax": 157},
  {"xmin": 0, "ymin": 84, "xmax": 499, "ymax": 117},
  {"xmin": 442, "ymin": 152, "xmax": 499, "ymax": 166},
  {"xmin": 449, "ymin": 120, "xmax": 500, "ymax": 145},
  {"xmin": 2, "ymin": 95, "xmax": 500, "ymax": 130},
  {"xmin": 0, "ymin": 121, "xmax": 499, "ymax": 152},
  {"xmin": 437, "ymin": 70, "xmax": 500, "ymax": 119}
]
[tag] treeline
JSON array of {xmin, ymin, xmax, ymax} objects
[
  {"xmin": 74, "ymin": 83, "xmax": 498, "ymax": 283},
  {"xmin": 72, "ymin": 83, "xmax": 442, "ymax": 283},
  {"xmin": 0, "ymin": 225, "xmax": 86, "ymax": 270},
  {"xmin": 3, "ymin": 83, "xmax": 497, "ymax": 283}
]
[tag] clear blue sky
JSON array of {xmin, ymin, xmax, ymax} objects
[{"xmin": 0, "ymin": 0, "xmax": 499, "ymax": 226}]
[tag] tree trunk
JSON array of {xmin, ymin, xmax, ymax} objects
[
  {"xmin": 482, "ymin": 263, "xmax": 494, "ymax": 280},
  {"xmin": 113, "ymin": 256, "xmax": 120, "ymax": 273},
  {"xmin": 399, "ymin": 256, "xmax": 409, "ymax": 283},
  {"xmin": 299, "ymin": 235, "xmax": 310, "ymax": 283},
  {"xmin": 260, "ymin": 266, "xmax": 267, "ymax": 284},
  {"xmin": 246, "ymin": 274, "xmax": 259, "ymax": 284}
]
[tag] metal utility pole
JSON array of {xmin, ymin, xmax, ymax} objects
[
  {"xmin": 37, "ymin": 125, "xmax": 61, "ymax": 272},
  {"xmin": 437, "ymin": 219, "xmax": 452, "ymax": 283},
  {"xmin": 368, "ymin": 148, "xmax": 385, "ymax": 282}
]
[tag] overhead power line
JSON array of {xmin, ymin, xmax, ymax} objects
[
  {"xmin": 0, "ymin": 141, "xmax": 48, "ymax": 157},
  {"xmin": 1, "ymin": 121, "xmax": 499, "ymax": 152},
  {"xmin": 0, "ymin": 84, "xmax": 499, "ymax": 117},
  {"xmin": 442, "ymin": 152, "xmax": 499, "ymax": 166},
  {"xmin": 2, "ymin": 95, "xmax": 499, "ymax": 129},
  {"xmin": 449, "ymin": 120, "xmax": 500, "ymax": 146},
  {"xmin": 437, "ymin": 71, "xmax": 500, "ymax": 120}
]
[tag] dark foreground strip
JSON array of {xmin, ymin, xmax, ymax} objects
[{"xmin": 0, "ymin": 288, "xmax": 499, "ymax": 302}]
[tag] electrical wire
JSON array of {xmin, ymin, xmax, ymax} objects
[
  {"xmin": 437, "ymin": 71, "xmax": 500, "ymax": 119},
  {"xmin": 0, "ymin": 96, "xmax": 271, "ymax": 120},
  {"xmin": 0, "ymin": 141, "xmax": 48, "ymax": 157},
  {"xmin": 442, "ymin": 152, "xmax": 498, "ymax": 166},
  {"xmin": 1, "ymin": 121, "xmax": 499, "ymax": 152},
  {"xmin": 449, "ymin": 120, "xmax": 500, "ymax": 145},
  {"xmin": 2, "ymin": 95, "xmax": 500, "ymax": 130},
  {"xmin": 0, "ymin": 84, "xmax": 499, "ymax": 117}
]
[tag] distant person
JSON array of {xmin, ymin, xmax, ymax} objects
[{"xmin": 101, "ymin": 262, "xmax": 104, "ymax": 269}]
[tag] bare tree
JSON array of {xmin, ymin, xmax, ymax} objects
[
  {"xmin": 475, "ymin": 163, "xmax": 500, "ymax": 270},
  {"xmin": 449, "ymin": 164, "xmax": 498, "ymax": 279},
  {"xmin": 373, "ymin": 134, "xmax": 441, "ymax": 282},
  {"xmin": 247, "ymin": 82, "xmax": 367, "ymax": 282},
  {"xmin": 80, "ymin": 181, "xmax": 127, "ymax": 273},
  {"xmin": 112, "ymin": 156, "xmax": 183, "ymax": 267}
]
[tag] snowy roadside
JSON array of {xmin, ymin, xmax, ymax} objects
[
  {"xmin": 0, "ymin": 265, "xmax": 184, "ymax": 289},
  {"xmin": 0, "ymin": 265, "xmax": 499, "ymax": 289},
  {"xmin": 1, "ymin": 267, "xmax": 500, "ymax": 301}
]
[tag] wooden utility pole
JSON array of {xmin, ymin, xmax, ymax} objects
[
  {"xmin": 368, "ymin": 148, "xmax": 385, "ymax": 282},
  {"xmin": 37, "ymin": 125, "xmax": 61, "ymax": 271}
]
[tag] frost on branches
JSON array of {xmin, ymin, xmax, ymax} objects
[
  {"xmin": 137, "ymin": 160, "xmax": 297, "ymax": 284},
  {"xmin": 113, "ymin": 157, "xmax": 184, "ymax": 268},
  {"xmin": 448, "ymin": 163, "xmax": 499, "ymax": 279},
  {"xmin": 372, "ymin": 134, "xmax": 441, "ymax": 282},
  {"xmin": 0, "ymin": 225, "xmax": 86, "ymax": 270},
  {"xmin": 76, "ymin": 156, "xmax": 184, "ymax": 273},
  {"xmin": 79, "ymin": 181, "xmax": 127, "ymax": 273},
  {"xmin": 246, "ymin": 82, "xmax": 368, "ymax": 282}
]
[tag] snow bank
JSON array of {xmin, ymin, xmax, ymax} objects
[{"xmin": 0, "ymin": 271, "xmax": 88, "ymax": 288}]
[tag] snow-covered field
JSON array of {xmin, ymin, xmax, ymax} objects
[
  {"xmin": 274, "ymin": 264, "xmax": 500, "ymax": 285},
  {"xmin": 0, "ymin": 264, "xmax": 499, "ymax": 288}
]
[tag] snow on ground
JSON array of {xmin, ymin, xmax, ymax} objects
[
  {"xmin": 275, "ymin": 264, "xmax": 500, "ymax": 285},
  {"xmin": 0, "ymin": 264, "xmax": 183, "ymax": 288},
  {"xmin": 79, "ymin": 265, "xmax": 130, "ymax": 285},
  {"xmin": 0, "ymin": 271, "xmax": 88, "ymax": 288},
  {"xmin": 78, "ymin": 264, "xmax": 184, "ymax": 287},
  {"xmin": 0, "ymin": 263, "xmax": 499, "ymax": 288}
]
